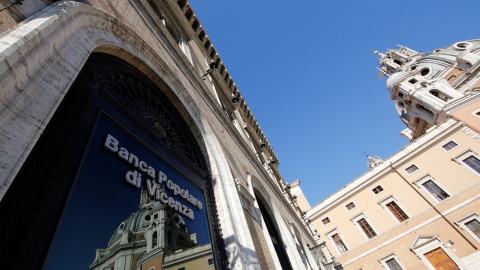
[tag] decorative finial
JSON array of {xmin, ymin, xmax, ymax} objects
[
  {"xmin": 365, "ymin": 153, "xmax": 384, "ymax": 169},
  {"xmin": 372, "ymin": 49, "xmax": 385, "ymax": 57}
]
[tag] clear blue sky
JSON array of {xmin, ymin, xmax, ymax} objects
[{"xmin": 189, "ymin": 0, "xmax": 480, "ymax": 206}]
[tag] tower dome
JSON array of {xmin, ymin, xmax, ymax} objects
[{"xmin": 90, "ymin": 190, "xmax": 197, "ymax": 270}]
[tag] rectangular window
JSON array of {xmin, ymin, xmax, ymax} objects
[
  {"xmin": 372, "ymin": 185, "xmax": 384, "ymax": 195},
  {"xmin": 408, "ymin": 79, "xmax": 418, "ymax": 84},
  {"xmin": 332, "ymin": 233, "xmax": 348, "ymax": 254},
  {"xmin": 386, "ymin": 201, "xmax": 409, "ymax": 222},
  {"xmin": 464, "ymin": 156, "xmax": 480, "ymax": 174},
  {"xmin": 345, "ymin": 202, "xmax": 356, "ymax": 211},
  {"xmin": 358, "ymin": 218, "xmax": 377, "ymax": 239},
  {"xmin": 465, "ymin": 219, "xmax": 480, "ymax": 238},
  {"xmin": 442, "ymin": 141, "xmax": 458, "ymax": 152},
  {"xmin": 405, "ymin": 164, "xmax": 419, "ymax": 174},
  {"xmin": 322, "ymin": 217, "xmax": 331, "ymax": 225},
  {"xmin": 423, "ymin": 180, "xmax": 449, "ymax": 201},
  {"xmin": 177, "ymin": 267, "xmax": 186, "ymax": 270},
  {"xmin": 385, "ymin": 258, "xmax": 403, "ymax": 270}
]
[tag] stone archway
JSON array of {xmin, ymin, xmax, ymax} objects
[
  {"xmin": 0, "ymin": 51, "xmax": 228, "ymax": 269},
  {"xmin": 0, "ymin": 2, "xmax": 264, "ymax": 269}
]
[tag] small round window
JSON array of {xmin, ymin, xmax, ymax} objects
[
  {"xmin": 453, "ymin": 42, "xmax": 472, "ymax": 50},
  {"xmin": 420, "ymin": 68, "xmax": 430, "ymax": 76}
]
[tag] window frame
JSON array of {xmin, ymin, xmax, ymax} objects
[
  {"xmin": 378, "ymin": 253, "xmax": 406, "ymax": 270},
  {"xmin": 371, "ymin": 185, "xmax": 385, "ymax": 196},
  {"xmin": 378, "ymin": 194, "xmax": 410, "ymax": 224},
  {"xmin": 351, "ymin": 212, "xmax": 378, "ymax": 240},
  {"xmin": 404, "ymin": 163, "xmax": 420, "ymax": 175},
  {"xmin": 452, "ymin": 148, "xmax": 480, "ymax": 177},
  {"xmin": 345, "ymin": 201, "xmax": 357, "ymax": 212},
  {"xmin": 440, "ymin": 139, "xmax": 459, "ymax": 153},
  {"xmin": 455, "ymin": 213, "xmax": 480, "ymax": 244},
  {"xmin": 413, "ymin": 174, "xmax": 451, "ymax": 203},
  {"xmin": 326, "ymin": 228, "xmax": 349, "ymax": 256},
  {"xmin": 321, "ymin": 217, "xmax": 331, "ymax": 227}
]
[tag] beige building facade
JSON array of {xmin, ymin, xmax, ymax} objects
[
  {"xmin": 307, "ymin": 119, "xmax": 480, "ymax": 270},
  {"xmin": 305, "ymin": 41, "xmax": 480, "ymax": 270}
]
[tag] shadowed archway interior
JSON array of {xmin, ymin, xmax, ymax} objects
[{"xmin": 0, "ymin": 53, "xmax": 227, "ymax": 269}]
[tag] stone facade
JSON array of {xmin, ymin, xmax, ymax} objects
[{"xmin": 0, "ymin": 1, "xmax": 323, "ymax": 269}]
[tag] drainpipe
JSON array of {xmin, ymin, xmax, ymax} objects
[{"xmin": 389, "ymin": 164, "xmax": 478, "ymax": 250}]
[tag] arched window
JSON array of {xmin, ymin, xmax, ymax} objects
[
  {"xmin": 256, "ymin": 195, "xmax": 293, "ymax": 270},
  {"xmin": 0, "ymin": 53, "xmax": 228, "ymax": 269}
]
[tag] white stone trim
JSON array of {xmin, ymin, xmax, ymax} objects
[
  {"xmin": 350, "ymin": 212, "xmax": 378, "ymax": 241},
  {"xmin": 378, "ymin": 253, "xmax": 406, "ymax": 270},
  {"xmin": 472, "ymin": 108, "xmax": 480, "ymax": 120},
  {"xmin": 460, "ymin": 125, "xmax": 480, "ymax": 142},
  {"xmin": 321, "ymin": 216, "xmax": 331, "ymax": 227},
  {"xmin": 325, "ymin": 227, "xmax": 349, "ymax": 256},
  {"xmin": 344, "ymin": 201, "xmax": 357, "ymax": 212},
  {"xmin": 452, "ymin": 148, "xmax": 477, "ymax": 163},
  {"xmin": 377, "ymin": 194, "xmax": 411, "ymax": 224},
  {"xmin": 456, "ymin": 212, "xmax": 480, "ymax": 244},
  {"xmin": 413, "ymin": 174, "xmax": 451, "ymax": 203},
  {"xmin": 371, "ymin": 184, "xmax": 386, "ymax": 197},
  {"xmin": 404, "ymin": 162, "xmax": 421, "ymax": 176},
  {"xmin": 440, "ymin": 139, "xmax": 460, "ymax": 153},
  {"xmin": 452, "ymin": 148, "xmax": 480, "ymax": 177}
]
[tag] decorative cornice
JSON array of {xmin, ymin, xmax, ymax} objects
[
  {"xmin": 460, "ymin": 125, "xmax": 480, "ymax": 142},
  {"xmin": 162, "ymin": 0, "xmax": 280, "ymax": 163},
  {"xmin": 377, "ymin": 194, "xmax": 395, "ymax": 205},
  {"xmin": 444, "ymin": 92, "xmax": 480, "ymax": 114}
]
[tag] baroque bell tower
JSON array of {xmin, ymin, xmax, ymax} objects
[{"xmin": 377, "ymin": 41, "xmax": 480, "ymax": 140}]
